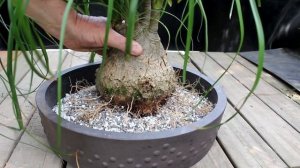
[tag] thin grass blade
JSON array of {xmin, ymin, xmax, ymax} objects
[
  {"xmin": 182, "ymin": 0, "xmax": 195, "ymax": 83},
  {"xmin": 101, "ymin": 0, "xmax": 114, "ymax": 62},
  {"xmin": 125, "ymin": 0, "xmax": 138, "ymax": 59},
  {"xmin": 56, "ymin": 0, "xmax": 74, "ymax": 148},
  {"xmin": 6, "ymin": 0, "xmax": 24, "ymax": 130}
]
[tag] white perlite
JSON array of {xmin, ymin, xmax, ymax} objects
[{"xmin": 53, "ymin": 85, "xmax": 214, "ymax": 133}]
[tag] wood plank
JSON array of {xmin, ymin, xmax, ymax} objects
[
  {"xmin": 192, "ymin": 141, "xmax": 233, "ymax": 168},
  {"xmin": 0, "ymin": 51, "xmax": 20, "ymax": 71},
  {"xmin": 0, "ymin": 52, "xmax": 48, "ymax": 167},
  {"xmin": 4, "ymin": 112, "xmax": 62, "ymax": 168},
  {"xmin": 0, "ymin": 51, "xmax": 7, "ymax": 57},
  {"xmin": 5, "ymin": 51, "xmax": 92, "ymax": 168},
  {"xmin": 0, "ymin": 50, "xmax": 69, "ymax": 168},
  {"xmin": 0, "ymin": 51, "xmax": 9, "ymax": 71},
  {"xmin": 0, "ymin": 51, "xmax": 44, "ymax": 167},
  {"xmin": 226, "ymin": 52, "xmax": 300, "ymax": 105},
  {"xmin": 190, "ymin": 51, "xmax": 300, "ymax": 167},
  {"xmin": 167, "ymin": 51, "xmax": 233, "ymax": 168},
  {"xmin": 65, "ymin": 50, "xmax": 102, "ymax": 64},
  {"xmin": 0, "ymin": 86, "xmax": 37, "ymax": 167},
  {"xmin": 170, "ymin": 51, "xmax": 286, "ymax": 167},
  {"xmin": 0, "ymin": 50, "xmax": 97, "ymax": 104},
  {"xmin": 0, "ymin": 53, "xmax": 32, "ymax": 104},
  {"xmin": 208, "ymin": 52, "xmax": 300, "ymax": 132},
  {"xmin": 218, "ymin": 104, "xmax": 286, "ymax": 167},
  {"xmin": 0, "ymin": 50, "xmax": 70, "ymax": 127},
  {"xmin": 0, "ymin": 126, "xmax": 20, "ymax": 168}
]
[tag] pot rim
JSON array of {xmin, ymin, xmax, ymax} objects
[{"xmin": 36, "ymin": 62, "xmax": 227, "ymax": 140}]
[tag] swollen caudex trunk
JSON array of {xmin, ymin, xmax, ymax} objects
[{"xmin": 95, "ymin": 29, "xmax": 176, "ymax": 115}]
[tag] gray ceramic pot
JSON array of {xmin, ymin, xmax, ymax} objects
[{"xmin": 36, "ymin": 63, "xmax": 226, "ymax": 168}]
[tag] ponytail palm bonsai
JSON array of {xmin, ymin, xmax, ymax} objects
[
  {"xmin": 85, "ymin": 0, "xmax": 265, "ymax": 117},
  {"xmin": 1, "ymin": 0, "xmax": 265, "ymax": 136},
  {"xmin": 0, "ymin": 0, "xmax": 266, "ymax": 167}
]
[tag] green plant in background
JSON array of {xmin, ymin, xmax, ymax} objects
[{"xmin": 0, "ymin": 0, "xmax": 264, "ymax": 151}]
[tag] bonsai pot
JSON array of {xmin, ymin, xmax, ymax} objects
[{"xmin": 36, "ymin": 62, "xmax": 227, "ymax": 168}]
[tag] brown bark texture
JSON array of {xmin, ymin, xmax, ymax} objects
[{"xmin": 95, "ymin": 2, "xmax": 176, "ymax": 114}]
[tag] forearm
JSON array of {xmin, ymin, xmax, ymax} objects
[{"xmin": 25, "ymin": 0, "xmax": 77, "ymax": 39}]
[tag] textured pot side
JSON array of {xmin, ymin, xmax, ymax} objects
[{"xmin": 36, "ymin": 63, "xmax": 227, "ymax": 168}]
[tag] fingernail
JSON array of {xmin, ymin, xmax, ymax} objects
[{"xmin": 131, "ymin": 41, "xmax": 143, "ymax": 56}]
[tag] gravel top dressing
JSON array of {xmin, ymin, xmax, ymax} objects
[{"xmin": 53, "ymin": 85, "xmax": 214, "ymax": 133}]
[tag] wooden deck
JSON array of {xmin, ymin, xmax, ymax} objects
[{"xmin": 0, "ymin": 50, "xmax": 299, "ymax": 168}]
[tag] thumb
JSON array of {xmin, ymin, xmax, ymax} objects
[{"xmin": 107, "ymin": 29, "xmax": 143, "ymax": 56}]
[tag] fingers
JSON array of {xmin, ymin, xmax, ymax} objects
[
  {"xmin": 107, "ymin": 29, "xmax": 143, "ymax": 56},
  {"xmin": 69, "ymin": 14, "xmax": 143, "ymax": 56}
]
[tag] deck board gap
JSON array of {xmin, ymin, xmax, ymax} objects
[
  {"xmin": 1, "ymin": 54, "xmax": 46, "ymax": 166},
  {"xmin": 3, "ymin": 107, "xmax": 41, "ymax": 166},
  {"xmin": 3, "ymin": 50, "xmax": 70, "ymax": 168},
  {"xmin": 225, "ymin": 99, "xmax": 291, "ymax": 167},
  {"xmin": 0, "ymin": 67, "xmax": 31, "ymax": 105},
  {"xmin": 224, "ymin": 52, "xmax": 300, "ymax": 105},
  {"xmin": 216, "ymin": 137, "xmax": 238, "ymax": 168},
  {"xmin": 208, "ymin": 52, "xmax": 300, "ymax": 133},
  {"xmin": 189, "ymin": 51, "xmax": 296, "ymax": 166}
]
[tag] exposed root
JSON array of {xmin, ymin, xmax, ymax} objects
[
  {"xmin": 54, "ymin": 83, "xmax": 214, "ymax": 132},
  {"xmin": 79, "ymin": 96, "xmax": 113, "ymax": 122},
  {"xmin": 75, "ymin": 150, "xmax": 80, "ymax": 168},
  {"xmin": 69, "ymin": 79, "xmax": 93, "ymax": 93},
  {"xmin": 131, "ymin": 95, "xmax": 169, "ymax": 116},
  {"xmin": 60, "ymin": 76, "xmax": 213, "ymax": 129}
]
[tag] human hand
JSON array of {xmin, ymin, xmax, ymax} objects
[
  {"xmin": 64, "ymin": 14, "xmax": 143, "ymax": 56},
  {"xmin": 25, "ymin": 0, "xmax": 143, "ymax": 56}
]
